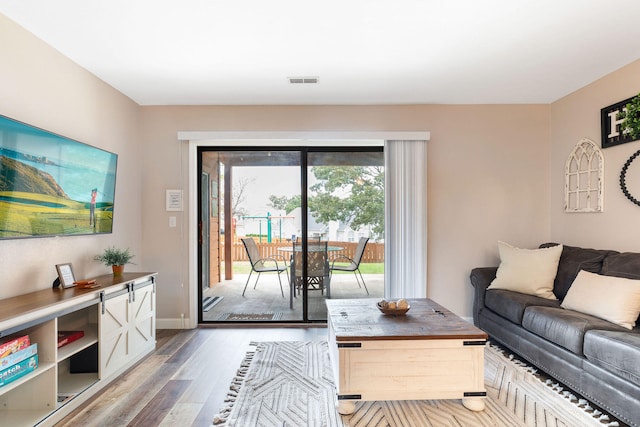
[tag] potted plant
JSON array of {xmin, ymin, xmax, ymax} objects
[
  {"xmin": 618, "ymin": 92, "xmax": 640, "ymax": 139},
  {"xmin": 94, "ymin": 246, "xmax": 135, "ymax": 275}
]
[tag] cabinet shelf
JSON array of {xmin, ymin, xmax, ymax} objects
[
  {"xmin": 57, "ymin": 329, "xmax": 98, "ymax": 362},
  {"xmin": 2, "ymin": 409, "xmax": 53, "ymax": 427},
  {"xmin": 57, "ymin": 372, "xmax": 98, "ymax": 408},
  {"xmin": 0, "ymin": 362, "xmax": 55, "ymax": 396},
  {"xmin": 0, "ymin": 362, "xmax": 56, "ymax": 424}
]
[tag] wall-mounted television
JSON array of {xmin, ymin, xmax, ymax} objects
[{"xmin": 0, "ymin": 115, "xmax": 118, "ymax": 239}]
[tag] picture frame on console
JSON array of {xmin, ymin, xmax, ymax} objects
[{"xmin": 56, "ymin": 263, "xmax": 76, "ymax": 288}]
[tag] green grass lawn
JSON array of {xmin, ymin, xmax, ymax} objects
[{"xmin": 227, "ymin": 261, "xmax": 384, "ymax": 274}]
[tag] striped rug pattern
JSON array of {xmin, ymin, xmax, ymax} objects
[{"xmin": 214, "ymin": 341, "xmax": 619, "ymax": 427}]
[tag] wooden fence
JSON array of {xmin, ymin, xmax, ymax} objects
[{"xmin": 222, "ymin": 241, "xmax": 384, "ymax": 263}]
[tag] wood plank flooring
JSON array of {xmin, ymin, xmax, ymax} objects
[{"xmin": 56, "ymin": 327, "xmax": 327, "ymax": 427}]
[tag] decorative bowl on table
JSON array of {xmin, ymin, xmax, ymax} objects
[{"xmin": 377, "ymin": 299, "xmax": 410, "ymax": 315}]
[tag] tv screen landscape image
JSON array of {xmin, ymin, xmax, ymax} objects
[{"xmin": 0, "ymin": 115, "xmax": 118, "ymax": 239}]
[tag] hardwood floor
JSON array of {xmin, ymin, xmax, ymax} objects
[{"xmin": 56, "ymin": 326, "xmax": 327, "ymax": 427}]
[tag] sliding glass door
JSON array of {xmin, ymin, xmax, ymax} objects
[
  {"xmin": 305, "ymin": 150, "xmax": 385, "ymax": 320},
  {"xmin": 198, "ymin": 147, "xmax": 383, "ymax": 323}
]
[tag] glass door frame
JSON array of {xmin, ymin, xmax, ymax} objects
[{"xmin": 197, "ymin": 145, "xmax": 383, "ymax": 324}]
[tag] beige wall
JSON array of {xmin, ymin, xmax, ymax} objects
[
  {"xmin": 0, "ymin": 14, "xmax": 142, "ymax": 298},
  {"xmin": 550, "ymin": 59, "xmax": 640, "ymax": 251},
  {"xmin": 7, "ymin": 9, "xmax": 639, "ymax": 325},
  {"xmin": 139, "ymin": 105, "xmax": 550, "ymax": 323}
]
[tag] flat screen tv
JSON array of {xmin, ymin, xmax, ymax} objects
[{"xmin": 0, "ymin": 115, "xmax": 118, "ymax": 239}]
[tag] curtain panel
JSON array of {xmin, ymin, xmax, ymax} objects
[{"xmin": 384, "ymin": 140, "xmax": 428, "ymax": 298}]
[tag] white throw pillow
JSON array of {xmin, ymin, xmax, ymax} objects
[
  {"xmin": 561, "ymin": 270, "xmax": 640, "ymax": 330},
  {"xmin": 488, "ymin": 241, "xmax": 562, "ymax": 300}
]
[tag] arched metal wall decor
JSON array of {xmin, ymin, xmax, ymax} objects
[
  {"xmin": 565, "ymin": 138, "xmax": 604, "ymax": 212},
  {"xmin": 620, "ymin": 149, "xmax": 640, "ymax": 207}
]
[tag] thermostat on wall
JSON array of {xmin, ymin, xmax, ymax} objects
[{"xmin": 166, "ymin": 189, "xmax": 183, "ymax": 211}]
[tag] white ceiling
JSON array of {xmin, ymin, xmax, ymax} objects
[{"xmin": 2, "ymin": 0, "xmax": 640, "ymax": 106}]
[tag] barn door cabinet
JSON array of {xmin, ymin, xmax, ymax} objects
[
  {"xmin": 0, "ymin": 272, "xmax": 156, "ymax": 426},
  {"xmin": 99, "ymin": 276, "xmax": 156, "ymax": 378}
]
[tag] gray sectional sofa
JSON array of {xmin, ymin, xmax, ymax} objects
[{"xmin": 471, "ymin": 243, "xmax": 640, "ymax": 427}]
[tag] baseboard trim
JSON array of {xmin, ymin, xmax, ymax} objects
[{"xmin": 157, "ymin": 317, "xmax": 193, "ymax": 329}]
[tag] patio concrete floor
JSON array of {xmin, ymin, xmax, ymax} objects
[{"xmin": 201, "ymin": 272, "xmax": 384, "ymax": 322}]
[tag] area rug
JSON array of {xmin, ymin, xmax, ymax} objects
[
  {"xmin": 216, "ymin": 312, "xmax": 283, "ymax": 321},
  {"xmin": 213, "ymin": 341, "xmax": 623, "ymax": 427}
]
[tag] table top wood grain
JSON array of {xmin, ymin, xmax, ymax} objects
[{"xmin": 326, "ymin": 298, "xmax": 488, "ymax": 342}]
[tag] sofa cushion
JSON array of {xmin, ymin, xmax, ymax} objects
[
  {"xmin": 488, "ymin": 241, "xmax": 562, "ymax": 299},
  {"xmin": 602, "ymin": 251, "xmax": 640, "ymax": 327},
  {"xmin": 485, "ymin": 289, "xmax": 561, "ymax": 324},
  {"xmin": 522, "ymin": 306, "xmax": 627, "ymax": 356},
  {"xmin": 584, "ymin": 330, "xmax": 640, "ymax": 387},
  {"xmin": 540, "ymin": 243, "xmax": 616, "ymax": 300},
  {"xmin": 561, "ymin": 270, "xmax": 640, "ymax": 330},
  {"xmin": 601, "ymin": 252, "xmax": 640, "ymax": 279}
]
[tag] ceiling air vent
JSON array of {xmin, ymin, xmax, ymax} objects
[{"xmin": 288, "ymin": 76, "xmax": 319, "ymax": 84}]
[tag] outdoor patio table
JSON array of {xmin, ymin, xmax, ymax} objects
[{"xmin": 278, "ymin": 245, "xmax": 343, "ymax": 307}]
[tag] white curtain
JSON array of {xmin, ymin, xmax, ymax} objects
[{"xmin": 384, "ymin": 140, "xmax": 428, "ymax": 298}]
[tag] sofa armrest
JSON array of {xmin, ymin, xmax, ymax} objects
[{"xmin": 470, "ymin": 267, "xmax": 498, "ymax": 326}]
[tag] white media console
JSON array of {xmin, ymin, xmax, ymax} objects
[{"xmin": 0, "ymin": 272, "xmax": 157, "ymax": 426}]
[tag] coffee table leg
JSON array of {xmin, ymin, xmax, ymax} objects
[
  {"xmin": 336, "ymin": 399, "xmax": 356, "ymax": 415},
  {"xmin": 462, "ymin": 397, "xmax": 485, "ymax": 411}
]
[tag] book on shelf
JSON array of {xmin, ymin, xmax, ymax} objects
[
  {"xmin": 0, "ymin": 343, "xmax": 37, "ymax": 369},
  {"xmin": 0, "ymin": 355, "xmax": 38, "ymax": 387},
  {"xmin": 57, "ymin": 331, "xmax": 85, "ymax": 348},
  {"xmin": 0, "ymin": 335, "xmax": 30, "ymax": 359}
]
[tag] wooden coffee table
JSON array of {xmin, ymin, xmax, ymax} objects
[{"xmin": 326, "ymin": 298, "xmax": 488, "ymax": 415}]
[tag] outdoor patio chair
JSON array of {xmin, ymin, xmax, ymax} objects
[
  {"xmin": 292, "ymin": 241, "xmax": 330, "ymax": 296},
  {"xmin": 329, "ymin": 237, "xmax": 370, "ymax": 295},
  {"xmin": 241, "ymin": 237, "xmax": 288, "ymax": 298}
]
